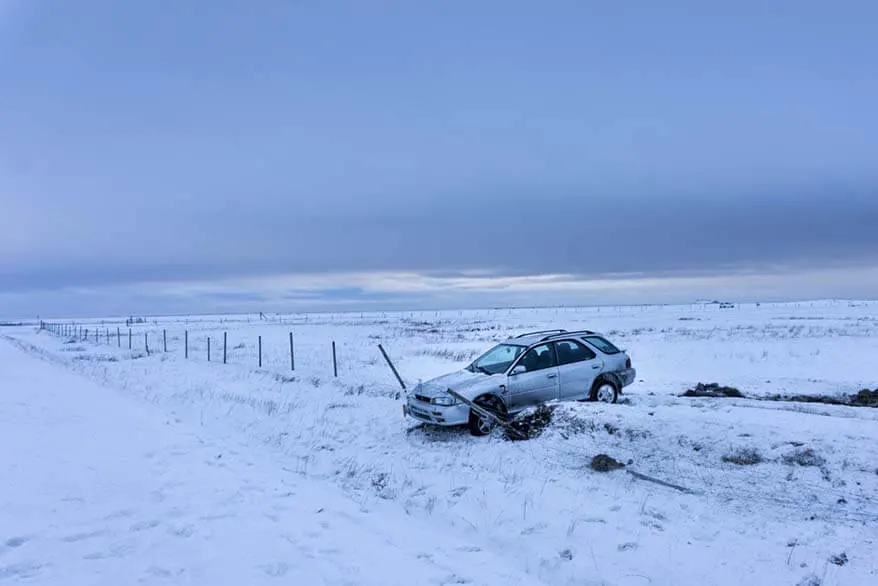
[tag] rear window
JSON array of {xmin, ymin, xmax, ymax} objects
[{"xmin": 583, "ymin": 335, "xmax": 621, "ymax": 355}]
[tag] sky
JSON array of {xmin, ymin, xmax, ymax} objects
[{"xmin": 2, "ymin": 0, "xmax": 877, "ymax": 318}]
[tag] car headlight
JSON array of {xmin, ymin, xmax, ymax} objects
[{"xmin": 432, "ymin": 395, "xmax": 456, "ymax": 407}]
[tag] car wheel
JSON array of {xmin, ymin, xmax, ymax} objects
[
  {"xmin": 590, "ymin": 379, "xmax": 618, "ymax": 404},
  {"xmin": 468, "ymin": 395, "xmax": 507, "ymax": 436}
]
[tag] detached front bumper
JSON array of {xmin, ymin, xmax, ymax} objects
[{"xmin": 403, "ymin": 394, "xmax": 470, "ymax": 426}]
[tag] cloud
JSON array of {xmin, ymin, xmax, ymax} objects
[
  {"xmin": 2, "ymin": 181, "xmax": 877, "ymax": 295},
  {"xmin": 6, "ymin": 264, "xmax": 878, "ymax": 320}
]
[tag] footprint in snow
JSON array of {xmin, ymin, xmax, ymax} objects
[
  {"xmin": 168, "ymin": 525, "xmax": 195, "ymax": 538},
  {"xmin": 4, "ymin": 536, "xmax": 28, "ymax": 548},
  {"xmin": 259, "ymin": 562, "xmax": 291, "ymax": 577},
  {"xmin": 0, "ymin": 561, "xmax": 44, "ymax": 580},
  {"xmin": 129, "ymin": 519, "xmax": 161, "ymax": 533},
  {"xmin": 61, "ymin": 529, "xmax": 108, "ymax": 543}
]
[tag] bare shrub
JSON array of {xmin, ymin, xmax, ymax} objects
[
  {"xmin": 722, "ymin": 447, "xmax": 763, "ymax": 466},
  {"xmin": 415, "ymin": 347, "xmax": 481, "ymax": 362},
  {"xmin": 682, "ymin": 382, "xmax": 744, "ymax": 398},
  {"xmin": 782, "ymin": 447, "xmax": 825, "ymax": 467}
]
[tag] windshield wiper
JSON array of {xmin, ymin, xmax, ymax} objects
[{"xmin": 474, "ymin": 365, "xmax": 491, "ymax": 375}]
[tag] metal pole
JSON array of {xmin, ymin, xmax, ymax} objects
[
  {"xmin": 258, "ymin": 335, "xmax": 262, "ymax": 368},
  {"xmin": 208, "ymin": 337, "xmax": 211, "ymax": 362},
  {"xmin": 145, "ymin": 332, "xmax": 149, "ymax": 355},
  {"xmin": 289, "ymin": 332, "xmax": 295, "ymax": 371},
  {"xmin": 378, "ymin": 344, "xmax": 407, "ymax": 391},
  {"xmin": 223, "ymin": 332, "xmax": 227, "ymax": 364},
  {"xmin": 332, "ymin": 341, "xmax": 338, "ymax": 377},
  {"xmin": 185, "ymin": 330, "xmax": 188, "ymax": 359},
  {"xmin": 163, "ymin": 329, "xmax": 167, "ymax": 352}
]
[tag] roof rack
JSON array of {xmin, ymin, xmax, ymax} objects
[
  {"xmin": 540, "ymin": 329, "xmax": 596, "ymax": 341},
  {"xmin": 552, "ymin": 330, "xmax": 597, "ymax": 338},
  {"xmin": 513, "ymin": 329, "xmax": 567, "ymax": 339}
]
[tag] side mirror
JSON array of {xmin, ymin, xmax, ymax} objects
[{"xmin": 511, "ymin": 365, "xmax": 526, "ymax": 376}]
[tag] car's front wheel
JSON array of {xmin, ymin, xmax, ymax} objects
[{"xmin": 468, "ymin": 395, "xmax": 507, "ymax": 436}]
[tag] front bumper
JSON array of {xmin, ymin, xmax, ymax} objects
[{"xmin": 403, "ymin": 394, "xmax": 470, "ymax": 426}]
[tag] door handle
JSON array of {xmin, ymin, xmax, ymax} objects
[
  {"xmin": 591, "ymin": 364, "xmax": 600, "ymax": 369},
  {"xmin": 547, "ymin": 373, "xmax": 557, "ymax": 379}
]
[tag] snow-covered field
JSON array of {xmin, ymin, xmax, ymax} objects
[{"xmin": 3, "ymin": 300, "xmax": 877, "ymax": 585}]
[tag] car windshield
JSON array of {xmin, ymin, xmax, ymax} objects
[{"xmin": 468, "ymin": 343, "xmax": 525, "ymax": 375}]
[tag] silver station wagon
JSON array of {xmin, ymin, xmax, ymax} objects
[{"xmin": 404, "ymin": 329, "xmax": 636, "ymax": 435}]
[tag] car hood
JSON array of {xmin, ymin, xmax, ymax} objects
[{"xmin": 416, "ymin": 369, "xmax": 499, "ymax": 398}]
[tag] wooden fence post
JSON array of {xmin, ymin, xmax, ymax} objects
[
  {"xmin": 85, "ymin": 328, "xmax": 89, "ymax": 342},
  {"xmin": 128, "ymin": 328, "xmax": 132, "ymax": 349},
  {"xmin": 185, "ymin": 330, "xmax": 188, "ymax": 358},
  {"xmin": 208, "ymin": 337, "xmax": 211, "ymax": 362},
  {"xmin": 332, "ymin": 341, "xmax": 338, "ymax": 377},
  {"xmin": 223, "ymin": 332, "xmax": 227, "ymax": 364},
  {"xmin": 258, "ymin": 335, "xmax": 262, "ymax": 368},
  {"xmin": 145, "ymin": 332, "xmax": 149, "ymax": 355},
  {"xmin": 117, "ymin": 327, "xmax": 120, "ymax": 347},
  {"xmin": 162, "ymin": 329, "xmax": 167, "ymax": 352},
  {"xmin": 289, "ymin": 332, "xmax": 295, "ymax": 371}
]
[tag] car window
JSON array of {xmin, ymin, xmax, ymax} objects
[
  {"xmin": 583, "ymin": 335, "xmax": 621, "ymax": 355},
  {"xmin": 471, "ymin": 343, "xmax": 525, "ymax": 374},
  {"xmin": 554, "ymin": 339, "xmax": 596, "ymax": 365},
  {"xmin": 516, "ymin": 343, "xmax": 557, "ymax": 372}
]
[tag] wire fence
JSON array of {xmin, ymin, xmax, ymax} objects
[{"xmin": 38, "ymin": 321, "xmax": 338, "ymax": 376}]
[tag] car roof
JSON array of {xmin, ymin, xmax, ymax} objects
[{"xmin": 503, "ymin": 329, "xmax": 606, "ymax": 346}]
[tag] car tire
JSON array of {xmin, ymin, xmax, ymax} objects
[
  {"xmin": 590, "ymin": 378, "xmax": 619, "ymax": 404},
  {"xmin": 468, "ymin": 395, "xmax": 506, "ymax": 436}
]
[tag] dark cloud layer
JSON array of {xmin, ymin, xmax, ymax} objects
[{"xmin": 2, "ymin": 183, "xmax": 877, "ymax": 292}]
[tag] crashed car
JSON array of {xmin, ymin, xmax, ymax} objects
[{"xmin": 404, "ymin": 329, "xmax": 636, "ymax": 435}]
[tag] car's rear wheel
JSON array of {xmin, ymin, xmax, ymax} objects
[
  {"xmin": 590, "ymin": 379, "xmax": 619, "ymax": 404},
  {"xmin": 468, "ymin": 395, "xmax": 507, "ymax": 436}
]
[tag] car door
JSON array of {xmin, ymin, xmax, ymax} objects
[
  {"xmin": 554, "ymin": 339, "xmax": 603, "ymax": 400},
  {"xmin": 505, "ymin": 343, "xmax": 560, "ymax": 411}
]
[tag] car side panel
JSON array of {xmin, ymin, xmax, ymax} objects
[
  {"xmin": 505, "ymin": 367, "xmax": 560, "ymax": 410},
  {"xmin": 558, "ymin": 356, "xmax": 604, "ymax": 400}
]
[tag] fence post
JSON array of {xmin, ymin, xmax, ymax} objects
[
  {"xmin": 258, "ymin": 335, "xmax": 262, "ymax": 368},
  {"xmin": 289, "ymin": 332, "xmax": 295, "ymax": 371},
  {"xmin": 223, "ymin": 332, "xmax": 227, "ymax": 364},
  {"xmin": 185, "ymin": 330, "xmax": 188, "ymax": 359},
  {"xmin": 106, "ymin": 328, "xmax": 110, "ymax": 344},
  {"xmin": 129, "ymin": 328, "xmax": 132, "ymax": 349},
  {"xmin": 117, "ymin": 327, "xmax": 120, "ymax": 347},
  {"xmin": 85, "ymin": 328, "xmax": 89, "ymax": 342},
  {"xmin": 332, "ymin": 341, "xmax": 338, "ymax": 377},
  {"xmin": 378, "ymin": 344, "xmax": 407, "ymax": 391},
  {"xmin": 208, "ymin": 337, "xmax": 211, "ymax": 362},
  {"xmin": 145, "ymin": 332, "xmax": 149, "ymax": 355},
  {"xmin": 163, "ymin": 329, "xmax": 167, "ymax": 352}
]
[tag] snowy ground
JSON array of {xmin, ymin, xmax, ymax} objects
[{"xmin": 4, "ymin": 300, "xmax": 878, "ymax": 585}]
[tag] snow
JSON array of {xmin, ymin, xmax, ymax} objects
[
  {"xmin": 3, "ymin": 300, "xmax": 878, "ymax": 585},
  {"xmin": 0, "ymin": 336, "xmax": 544, "ymax": 585}
]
